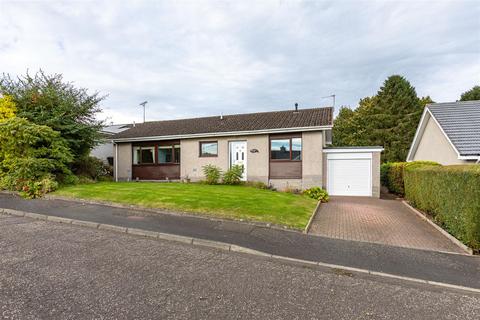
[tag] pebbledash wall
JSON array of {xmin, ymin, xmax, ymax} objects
[{"xmin": 114, "ymin": 131, "xmax": 324, "ymax": 190}]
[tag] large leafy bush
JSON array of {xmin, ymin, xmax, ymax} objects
[
  {"xmin": 0, "ymin": 71, "xmax": 104, "ymax": 160},
  {"xmin": 0, "ymin": 117, "xmax": 73, "ymax": 198},
  {"xmin": 404, "ymin": 165, "xmax": 480, "ymax": 250},
  {"xmin": 72, "ymin": 155, "xmax": 113, "ymax": 181}
]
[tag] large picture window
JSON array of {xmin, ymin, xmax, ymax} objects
[
  {"xmin": 133, "ymin": 146, "xmax": 155, "ymax": 164},
  {"xmin": 199, "ymin": 141, "xmax": 218, "ymax": 157},
  {"xmin": 270, "ymin": 137, "xmax": 302, "ymax": 161}
]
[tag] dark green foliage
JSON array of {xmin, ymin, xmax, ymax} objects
[
  {"xmin": 404, "ymin": 165, "xmax": 480, "ymax": 250},
  {"xmin": 0, "ymin": 117, "xmax": 73, "ymax": 198},
  {"xmin": 333, "ymin": 75, "xmax": 432, "ymax": 163},
  {"xmin": 72, "ymin": 155, "xmax": 113, "ymax": 181},
  {"xmin": 381, "ymin": 161, "xmax": 440, "ymax": 196},
  {"xmin": 202, "ymin": 164, "xmax": 222, "ymax": 184},
  {"xmin": 222, "ymin": 165, "xmax": 244, "ymax": 185},
  {"xmin": 303, "ymin": 187, "xmax": 329, "ymax": 202},
  {"xmin": 0, "ymin": 71, "xmax": 104, "ymax": 160},
  {"xmin": 460, "ymin": 85, "xmax": 480, "ymax": 101}
]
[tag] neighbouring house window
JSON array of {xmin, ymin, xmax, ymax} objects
[
  {"xmin": 174, "ymin": 144, "xmax": 180, "ymax": 163},
  {"xmin": 107, "ymin": 157, "xmax": 114, "ymax": 166},
  {"xmin": 270, "ymin": 137, "xmax": 302, "ymax": 161},
  {"xmin": 133, "ymin": 146, "xmax": 155, "ymax": 164},
  {"xmin": 199, "ymin": 141, "xmax": 218, "ymax": 157},
  {"xmin": 158, "ymin": 146, "xmax": 173, "ymax": 163}
]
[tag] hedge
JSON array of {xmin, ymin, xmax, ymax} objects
[
  {"xmin": 381, "ymin": 161, "xmax": 439, "ymax": 196},
  {"xmin": 404, "ymin": 165, "xmax": 480, "ymax": 250}
]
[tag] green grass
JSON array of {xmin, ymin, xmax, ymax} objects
[{"xmin": 53, "ymin": 182, "xmax": 318, "ymax": 229}]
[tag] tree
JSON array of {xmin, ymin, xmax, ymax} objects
[
  {"xmin": 0, "ymin": 94, "xmax": 16, "ymax": 121},
  {"xmin": 0, "ymin": 117, "xmax": 74, "ymax": 197},
  {"xmin": 460, "ymin": 85, "xmax": 480, "ymax": 101},
  {"xmin": 332, "ymin": 75, "xmax": 426, "ymax": 162},
  {"xmin": 0, "ymin": 71, "xmax": 105, "ymax": 160}
]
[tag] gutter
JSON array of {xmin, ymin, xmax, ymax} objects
[{"xmin": 111, "ymin": 125, "xmax": 333, "ymax": 143}]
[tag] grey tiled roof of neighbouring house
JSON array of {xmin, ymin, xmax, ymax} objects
[
  {"xmin": 428, "ymin": 100, "xmax": 480, "ymax": 156},
  {"xmin": 101, "ymin": 124, "xmax": 133, "ymax": 135},
  {"xmin": 112, "ymin": 107, "xmax": 333, "ymax": 140}
]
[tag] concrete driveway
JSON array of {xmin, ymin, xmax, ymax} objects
[{"xmin": 308, "ymin": 196, "xmax": 466, "ymax": 254}]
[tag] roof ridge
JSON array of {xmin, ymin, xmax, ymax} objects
[
  {"xmin": 427, "ymin": 100, "xmax": 480, "ymax": 108},
  {"xmin": 138, "ymin": 106, "xmax": 333, "ymax": 125}
]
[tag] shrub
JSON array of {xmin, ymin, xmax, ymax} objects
[
  {"xmin": 222, "ymin": 165, "xmax": 244, "ymax": 185},
  {"xmin": 381, "ymin": 161, "xmax": 440, "ymax": 196},
  {"xmin": 72, "ymin": 155, "xmax": 113, "ymax": 180},
  {"xmin": 0, "ymin": 117, "xmax": 73, "ymax": 198},
  {"xmin": 303, "ymin": 187, "xmax": 329, "ymax": 202},
  {"xmin": 202, "ymin": 164, "xmax": 222, "ymax": 184},
  {"xmin": 404, "ymin": 165, "xmax": 480, "ymax": 250}
]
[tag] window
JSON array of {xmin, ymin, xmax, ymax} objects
[
  {"xmin": 133, "ymin": 146, "xmax": 155, "ymax": 164},
  {"xmin": 292, "ymin": 138, "xmax": 302, "ymax": 160},
  {"xmin": 270, "ymin": 139, "xmax": 290, "ymax": 159},
  {"xmin": 270, "ymin": 137, "xmax": 302, "ymax": 161},
  {"xmin": 200, "ymin": 141, "xmax": 218, "ymax": 157},
  {"xmin": 174, "ymin": 144, "xmax": 180, "ymax": 163},
  {"xmin": 158, "ymin": 146, "xmax": 173, "ymax": 163}
]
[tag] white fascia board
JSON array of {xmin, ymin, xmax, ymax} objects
[
  {"xmin": 323, "ymin": 147, "xmax": 384, "ymax": 153},
  {"xmin": 406, "ymin": 107, "xmax": 429, "ymax": 162},
  {"xmin": 112, "ymin": 125, "xmax": 332, "ymax": 143},
  {"xmin": 458, "ymin": 155, "xmax": 480, "ymax": 160}
]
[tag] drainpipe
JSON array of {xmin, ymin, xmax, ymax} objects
[{"xmin": 115, "ymin": 143, "xmax": 119, "ymax": 182}]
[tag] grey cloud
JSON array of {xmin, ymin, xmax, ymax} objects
[{"xmin": 0, "ymin": 0, "xmax": 478, "ymax": 124}]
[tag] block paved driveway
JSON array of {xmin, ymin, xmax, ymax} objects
[{"xmin": 308, "ymin": 196, "xmax": 466, "ymax": 254}]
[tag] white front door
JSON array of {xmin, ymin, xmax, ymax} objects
[{"xmin": 229, "ymin": 141, "xmax": 247, "ymax": 181}]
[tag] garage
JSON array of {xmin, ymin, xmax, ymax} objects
[{"xmin": 323, "ymin": 147, "xmax": 383, "ymax": 197}]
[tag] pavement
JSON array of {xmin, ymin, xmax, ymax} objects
[
  {"xmin": 0, "ymin": 193, "xmax": 479, "ymax": 290},
  {"xmin": 0, "ymin": 215, "xmax": 479, "ymax": 320},
  {"xmin": 309, "ymin": 196, "xmax": 465, "ymax": 253}
]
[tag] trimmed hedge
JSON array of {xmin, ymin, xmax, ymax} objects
[
  {"xmin": 381, "ymin": 161, "xmax": 439, "ymax": 196},
  {"xmin": 404, "ymin": 165, "xmax": 480, "ymax": 250}
]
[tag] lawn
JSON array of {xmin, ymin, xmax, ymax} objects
[{"xmin": 53, "ymin": 182, "xmax": 318, "ymax": 229}]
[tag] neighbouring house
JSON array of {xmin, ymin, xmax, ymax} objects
[
  {"xmin": 91, "ymin": 124, "xmax": 132, "ymax": 165},
  {"xmin": 407, "ymin": 100, "xmax": 480, "ymax": 165},
  {"xmin": 112, "ymin": 106, "xmax": 383, "ymax": 197}
]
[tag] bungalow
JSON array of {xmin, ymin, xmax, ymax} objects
[
  {"xmin": 112, "ymin": 106, "xmax": 383, "ymax": 197},
  {"xmin": 407, "ymin": 100, "xmax": 480, "ymax": 164}
]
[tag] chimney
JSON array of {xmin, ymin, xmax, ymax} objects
[
  {"xmin": 133, "ymin": 121, "xmax": 136, "ymax": 127},
  {"xmin": 220, "ymin": 112, "xmax": 224, "ymax": 120},
  {"xmin": 294, "ymin": 103, "xmax": 299, "ymax": 113}
]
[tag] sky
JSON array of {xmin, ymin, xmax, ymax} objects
[{"xmin": 0, "ymin": 0, "xmax": 479, "ymax": 124}]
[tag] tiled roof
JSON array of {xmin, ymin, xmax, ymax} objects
[
  {"xmin": 428, "ymin": 100, "xmax": 480, "ymax": 156},
  {"xmin": 113, "ymin": 107, "xmax": 333, "ymax": 140}
]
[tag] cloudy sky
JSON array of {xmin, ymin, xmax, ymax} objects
[{"xmin": 1, "ymin": 0, "xmax": 479, "ymax": 124}]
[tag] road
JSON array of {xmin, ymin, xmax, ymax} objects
[
  {"xmin": 0, "ymin": 215, "xmax": 478, "ymax": 320},
  {"xmin": 1, "ymin": 193, "xmax": 479, "ymax": 289}
]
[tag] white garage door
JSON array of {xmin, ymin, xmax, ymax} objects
[{"xmin": 327, "ymin": 153, "xmax": 372, "ymax": 196}]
